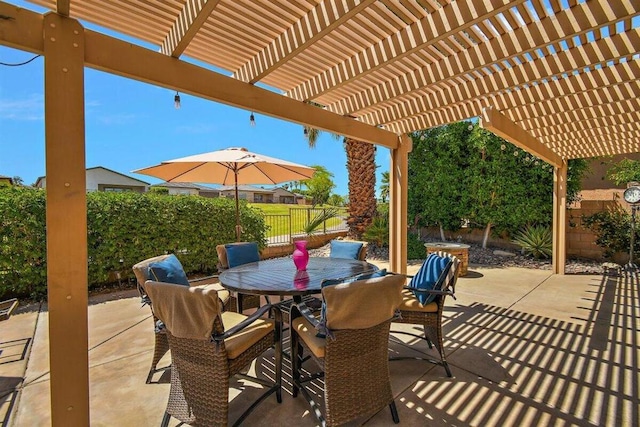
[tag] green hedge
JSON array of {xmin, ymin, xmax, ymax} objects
[{"xmin": 0, "ymin": 187, "xmax": 267, "ymax": 299}]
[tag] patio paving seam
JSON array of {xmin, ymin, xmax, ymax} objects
[{"xmin": 87, "ymin": 315, "xmax": 150, "ymax": 352}]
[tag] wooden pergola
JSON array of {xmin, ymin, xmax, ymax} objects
[{"xmin": 1, "ymin": 0, "xmax": 639, "ymax": 424}]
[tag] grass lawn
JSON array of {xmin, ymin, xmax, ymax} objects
[{"xmin": 249, "ymin": 203, "xmax": 347, "ymax": 237}]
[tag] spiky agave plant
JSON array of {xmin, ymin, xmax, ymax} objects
[
  {"xmin": 302, "ymin": 207, "xmax": 340, "ymax": 236},
  {"xmin": 512, "ymin": 225, "xmax": 552, "ymax": 259}
]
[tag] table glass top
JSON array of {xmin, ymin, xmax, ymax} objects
[{"xmin": 219, "ymin": 257, "xmax": 378, "ymax": 296}]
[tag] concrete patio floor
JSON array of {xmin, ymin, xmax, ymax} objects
[{"xmin": 1, "ymin": 262, "xmax": 638, "ymax": 426}]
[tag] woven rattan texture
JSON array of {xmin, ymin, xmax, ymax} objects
[
  {"xmin": 296, "ymin": 320, "xmax": 394, "ymax": 426},
  {"xmin": 165, "ymin": 316, "xmax": 275, "ymax": 426}
]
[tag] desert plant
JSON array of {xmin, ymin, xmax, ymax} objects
[
  {"xmin": 302, "ymin": 207, "xmax": 340, "ymax": 236},
  {"xmin": 511, "ymin": 225, "xmax": 552, "ymax": 259},
  {"xmin": 362, "ymin": 215, "xmax": 389, "ymax": 247}
]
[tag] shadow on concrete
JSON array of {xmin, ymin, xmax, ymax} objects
[
  {"xmin": 389, "ymin": 269, "xmax": 639, "ymax": 426},
  {"xmin": 0, "ymin": 377, "xmax": 22, "ymax": 427},
  {"xmin": 0, "ymin": 338, "xmax": 31, "ymax": 366}
]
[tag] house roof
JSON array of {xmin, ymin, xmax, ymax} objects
[
  {"xmin": 24, "ymin": 0, "xmax": 640, "ymax": 161},
  {"xmin": 87, "ymin": 166, "xmax": 150, "ymax": 185},
  {"xmin": 219, "ymin": 185, "xmax": 275, "ymax": 193},
  {"xmin": 35, "ymin": 166, "xmax": 150, "ymax": 187}
]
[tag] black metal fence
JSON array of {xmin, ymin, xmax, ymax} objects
[{"xmin": 264, "ymin": 207, "xmax": 348, "ymax": 245}]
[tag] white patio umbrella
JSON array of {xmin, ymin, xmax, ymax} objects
[{"xmin": 133, "ymin": 147, "xmax": 315, "ymax": 241}]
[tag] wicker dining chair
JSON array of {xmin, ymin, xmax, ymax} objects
[
  {"xmin": 144, "ymin": 281, "xmax": 282, "ymax": 427},
  {"xmin": 290, "ymin": 274, "xmax": 405, "ymax": 426},
  {"xmin": 216, "ymin": 242, "xmax": 264, "ymax": 312},
  {"xmin": 132, "ymin": 254, "xmax": 231, "ymax": 384},
  {"xmin": 391, "ymin": 251, "xmax": 461, "ymax": 377}
]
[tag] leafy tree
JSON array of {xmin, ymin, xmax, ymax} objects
[
  {"xmin": 12, "ymin": 176, "xmax": 24, "ymax": 186},
  {"xmin": 409, "ymin": 123, "xmax": 589, "ymax": 248},
  {"xmin": 408, "ymin": 123, "xmax": 473, "ymax": 240},
  {"xmin": 302, "ymin": 165, "xmax": 335, "ymax": 206},
  {"xmin": 380, "ymin": 171, "xmax": 389, "ymax": 203},
  {"xmin": 605, "ymin": 158, "xmax": 640, "ymax": 186},
  {"xmin": 327, "ymin": 194, "xmax": 345, "ymax": 206}
]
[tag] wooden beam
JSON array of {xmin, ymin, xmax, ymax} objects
[
  {"xmin": 359, "ymin": 31, "xmax": 640, "ymax": 128},
  {"xmin": 0, "ymin": 1, "xmax": 44, "ymax": 54},
  {"xmin": 480, "ymin": 106, "xmax": 563, "ymax": 167},
  {"xmin": 286, "ymin": 0, "xmax": 525, "ymax": 101},
  {"xmin": 389, "ymin": 134, "xmax": 411, "ymax": 274},
  {"xmin": 83, "ymin": 30, "xmax": 399, "ymax": 148},
  {"xmin": 56, "ymin": 0, "xmax": 70, "ymax": 16},
  {"xmin": 43, "ymin": 12, "xmax": 89, "ymax": 426},
  {"xmin": 234, "ymin": 0, "xmax": 376, "ymax": 83},
  {"xmin": 553, "ymin": 162, "xmax": 568, "ymax": 275},
  {"xmin": 329, "ymin": 0, "xmax": 637, "ymax": 117},
  {"xmin": 160, "ymin": 0, "xmax": 222, "ymax": 57},
  {"xmin": 531, "ymin": 116, "xmax": 640, "ymax": 139},
  {"xmin": 0, "ymin": 2, "xmax": 398, "ymax": 148}
]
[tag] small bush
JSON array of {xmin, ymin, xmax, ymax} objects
[
  {"xmin": 511, "ymin": 224, "xmax": 552, "ymax": 259},
  {"xmin": 362, "ymin": 215, "xmax": 389, "ymax": 247},
  {"xmin": 407, "ymin": 232, "xmax": 426, "ymax": 260},
  {"xmin": 582, "ymin": 206, "xmax": 638, "ymax": 258}
]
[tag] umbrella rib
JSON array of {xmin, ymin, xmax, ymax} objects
[
  {"xmin": 165, "ymin": 162, "xmax": 207, "ymax": 182},
  {"xmin": 254, "ymin": 163, "xmax": 315, "ymax": 184}
]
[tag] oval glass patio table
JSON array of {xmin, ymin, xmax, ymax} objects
[{"xmin": 219, "ymin": 257, "xmax": 378, "ymax": 311}]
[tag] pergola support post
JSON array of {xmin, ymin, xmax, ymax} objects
[
  {"xmin": 44, "ymin": 13, "xmax": 89, "ymax": 425},
  {"xmin": 389, "ymin": 134, "xmax": 411, "ymax": 273},
  {"xmin": 553, "ymin": 162, "xmax": 568, "ymax": 275}
]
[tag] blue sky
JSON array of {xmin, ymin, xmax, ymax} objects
[{"xmin": 0, "ymin": 0, "xmax": 390, "ymax": 196}]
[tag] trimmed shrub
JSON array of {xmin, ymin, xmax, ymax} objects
[
  {"xmin": 582, "ymin": 206, "xmax": 638, "ymax": 259},
  {"xmin": 0, "ymin": 188, "xmax": 267, "ymax": 299}
]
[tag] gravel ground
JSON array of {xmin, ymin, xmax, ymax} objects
[{"xmin": 310, "ymin": 242, "xmax": 610, "ymax": 275}]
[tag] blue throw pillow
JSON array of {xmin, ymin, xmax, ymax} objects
[
  {"xmin": 225, "ymin": 242, "xmax": 260, "ymax": 268},
  {"xmin": 409, "ymin": 254, "xmax": 451, "ymax": 305},
  {"xmin": 148, "ymin": 254, "xmax": 190, "ymax": 286},
  {"xmin": 317, "ymin": 269, "xmax": 387, "ymax": 337},
  {"xmin": 329, "ymin": 240, "xmax": 363, "ymax": 260}
]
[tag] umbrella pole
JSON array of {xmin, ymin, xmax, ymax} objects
[{"xmin": 234, "ymin": 171, "xmax": 241, "ymax": 242}]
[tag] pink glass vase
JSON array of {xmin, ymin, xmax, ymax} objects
[
  {"xmin": 294, "ymin": 270, "xmax": 310, "ymax": 290},
  {"xmin": 292, "ymin": 240, "xmax": 309, "ymax": 271}
]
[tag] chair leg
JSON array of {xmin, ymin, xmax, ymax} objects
[
  {"xmin": 273, "ymin": 308, "xmax": 283, "ymax": 403},
  {"xmin": 290, "ymin": 332, "xmax": 301, "ymax": 398},
  {"xmin": 389, "ymin": 401, "xmax": 400, "ymax": 424},
  {"xmin": 160, "ymin": 412, "xmax": 171, "ymax": 427}
]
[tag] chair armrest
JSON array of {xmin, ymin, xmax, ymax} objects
[
  {"xmin": 188, "ymin": 275, "xmax": 220, "ymax": 285},
  {"xmin": 403, "ymin": 286, "xmax": 456, "ymax": 300},
  {"xmin": 290, "ymin": 300, "xmax": 321, "ymax": 329},
  {"xmin": 212, "ymin": 304, "xmax": 272, "ymax": 342}
]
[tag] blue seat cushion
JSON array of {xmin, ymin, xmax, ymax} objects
[
  {"xmin": 225, "ymin": 242, "xmax": 260, "ymax": 268},
  {"xmin": 317, "ymin": 268, "xmax": 387, "ymax": 337},
  {"xmin": 409, "ymin": 254, "xmax": 451, "ymax": 305},
  {"xmin": 329, "ymin": 240, "xmax": 363, "ymax": 260},
  {"xmin": 148, "ymin": 254, "xmax": 190, "ymax": 286}
]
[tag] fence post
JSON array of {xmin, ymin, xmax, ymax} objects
[
  {"xmin": 289, "ymin": 208, "xmax": 293, "ymax": 243},
  {"xmin": 323, "ymin": 208, "xmax": 327, "ymax": 234}
]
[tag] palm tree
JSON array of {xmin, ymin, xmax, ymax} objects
[
  {"xmin": 380, "ymin": 171, "xmax": 390, "ymax": 203},
  {"xmin": 344, "ymin": 138, "xmax": 377, "ymax": 239},
  {"xmin": 304, "ymin": 125, "xmax": 377, "ymax": 239}
]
